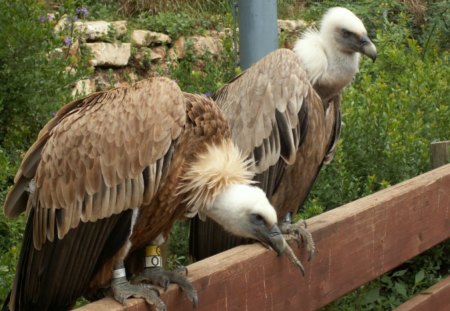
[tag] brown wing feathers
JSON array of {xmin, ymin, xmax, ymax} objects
[
  {"xmin": 189, "ymin": 49, "xmax": 330, "ymax": 261},
  {"xmin": 4, "ymin": 77, "xmax": 186, "ymax": 310},
  {"xmin": 12, "ymin": 209, "xmax": 133, "ymax": 310}
]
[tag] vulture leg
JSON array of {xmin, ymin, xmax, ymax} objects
[
  {"xmin": 111, "ymin": 263, "xmax": 166, "ymax": 311},
  {"xmin": 131, "ymin": 245, "xmax": 198, "ymax": 307},
  {"xmin": 280, "ymin": 212, "xmax": 316, "ymax": 261},
  {"xmin": 132, "ymin": 266, "xmax": 198, "ymax": 307}
]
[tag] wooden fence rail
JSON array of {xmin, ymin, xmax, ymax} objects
[{"xmin": 77, "ymin": 164, "xmax": 450, "ymax": 311}]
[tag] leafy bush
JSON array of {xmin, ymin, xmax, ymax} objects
[
  {"xmin": 305, "ymin": 4, "xmax": 450, "ymax": 217},
  {"xmin": 131, "ymin": 10, "xmax": 231, "ymax": 38},
  {"xmin": 0, "ymin": 0, "xmax": 90, "ymax": 303},
  {"xmin": 166, "ymin": 36, "xmax": 237, "ymax": 94},
  {"xmin": 299, "ymin": 2, "xmax": 450, "ymax": 309}
]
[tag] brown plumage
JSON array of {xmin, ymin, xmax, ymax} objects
[
  {"xmin": 3, "ymin": 77, "xmax": 286, "ymax": 310},
  {"xmin": 189, "ymin": 48, "xmax": 342, "ymax": 260},
  {"xmin": 190, "ymin": 7, "xmax": 377, "ymax": 261},
  {"xmin": 3, "ymin": 77, "xmax": 186, "ymax": 310}
]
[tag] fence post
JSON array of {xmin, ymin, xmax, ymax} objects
[{"xmin": 430, "ymin": 140, "xmax": 450, "ymax": 169}]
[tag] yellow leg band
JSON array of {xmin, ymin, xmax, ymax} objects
[{"xmin": 146, "ymin": 245, "xmax": 161, "ymax": 257}]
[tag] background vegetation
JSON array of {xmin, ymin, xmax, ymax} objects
[{"xmin": 0, "ymin": 0, "xmax": 448, "ymax": 309}]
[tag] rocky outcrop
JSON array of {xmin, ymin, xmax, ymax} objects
[
  {"xmin": 72, "ymin": 79, "xmax": 96, "ymax": 97},
  {"xmin": 60, "ymin": 15, "xmax": 305, "ymax": 97},
  {"xmin": 131, "ymin": 30, "xmax": 172, "ymax": 47},
  {"xmin": 86, "ymin": 43, "xmax": 131, "ymax": 66}
]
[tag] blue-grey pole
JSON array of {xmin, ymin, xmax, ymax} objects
[{"xmin": 238, "ymin": 0, "xmax": 278, "ymax": 70}]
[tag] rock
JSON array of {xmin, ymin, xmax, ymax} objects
[
  {"xmin": 190, "ymin": 36, "xmax": 223, "ymax": 58},
  {"xmin": 133, "ymin": 47, "xmax": 162, "ymax": 68},
  {"xmin": 170, "ymin": 35, "xmax": 223, "ymax": 59},
  {"xmin": 278, "ymin": 19, "xmax": 308, "ymax": 33},
  {"xmin": 217, "ymin": 28, "xmax": 235, "ymax": 40},
  {"xmin": 86, "ymin": 43, "xmax": 131, "ymax": 67},
  {"xmin": 131, "ymin": 30, "xmax": 151, "ymax": 47},
  {"xmin": 167, "ymin": 47, "xmax": 178, "ymax": 61},
  {"xmin": 111, "ymin": 21, "xmax": 128, "ymax": 37},
  {"xmin": 171, "ymin": 36, "xmax": 186, "ymax": 59},
  {"xmin": 126, "ymin": 71, "xmax": 139, "ymax": 83},
  {"xmin": 72, "ymin": 79, "xmax": 95, "ymax": 98},
  {"xmin": 131, "ymin": 30, "xmax": 172, "ymax": 47},
  {"xmin": 74, "ymin": 20, "xmax": 128, "ymax": 41},
  {"xmin": 149, "ymin": 31, "xmax": 171, "ymax": 45},
  {"xmin": 151, "ymin": 46, "xmax": 167, "ymax": 61},
  {"xmin": 74, "ymin": 21, "xmax": 109, "ymax": 41}
]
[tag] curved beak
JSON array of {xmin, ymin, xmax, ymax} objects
[
  {"xmin": 255, "ymin": 224, "xmax": 286, "ymax": 255},
  {"xmin": 359, "ymin": 36, "xmax": 377, "ymax": 62}
]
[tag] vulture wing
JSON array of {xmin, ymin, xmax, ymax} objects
[
  {"xmin": 190, "ymin": 49, "xmax": 342, "ymax": 260},
  {"xmin": 213, "ymin": 48, "xmax": 310, "ymax": 195},
  {"xmin": 4, "ymin": 77, "xmax": 186, "ymax": 310}
]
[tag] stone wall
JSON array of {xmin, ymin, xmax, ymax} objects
[{"xmin": 57, "ymin": 17, "xmax": 307, "ymax": 98}]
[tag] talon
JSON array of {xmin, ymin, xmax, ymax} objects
[
  {"xmin": 285, "ymin": 243, "xmax": 305, "ymax": 276},
  {"xmin": 111, "ymin": 277, "xmax": 165, "ymax": 311},
  {"xmin": 281, "ymin": 218, "xmax": 316, "ymax": 262},
  {"xmin": 173, "ymin": 265, "xmax": 188, "ymax": 276},
  {"xmin": 132, "ymin": 266, "xmax": 198, "ymax": 307}
]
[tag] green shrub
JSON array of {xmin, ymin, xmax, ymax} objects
[
  {"xmin": 0, "ymin": 0, "xmax": 90, "ymax": 303},
  {"xmin": 303, "ymin": 4, "xmax": 450, "ymax": 310},
  {"xmin": 306, "ymin": 11, "xmax": 450, "ymax": 212}
]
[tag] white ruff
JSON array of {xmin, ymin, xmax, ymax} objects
[
  {"xmin": 293, "ymin": 7, "xmax": 366, "ymax": 98},
  {"xmin": 178, "ymin": 140, "xmax": 254, "ymax": 220}
]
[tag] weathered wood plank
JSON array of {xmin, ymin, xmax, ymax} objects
[
  {"xmin": 76, "ymin": 164, "xmax": 450, "ymax": 311},
  {"xmin": 430, "ymin": 140, "xmax": 450, "ymax": 169},
  {"xmin": 394, "ymin": 275, "xmax": 450, "ymax": 311}
]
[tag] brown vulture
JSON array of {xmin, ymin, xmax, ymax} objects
[
  {"xmin": 189, "ymin": 7, "xmax": 377, "ymax": 263},
  {"xmin": 2, "ymin": 77, "xmax": 289, "ymax": 311}
]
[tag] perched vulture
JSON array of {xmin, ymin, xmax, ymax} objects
[
  {"xmin": 189, "ymin": 7, "xmax": 377, "ymax": 261},
  {"xmin": 2, "ymin": 77, "xmax": 289, "ymax": 311}
]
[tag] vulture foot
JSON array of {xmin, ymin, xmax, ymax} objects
[
  {"xmin": 284, "ymin": 241, "xmax": 306, "ymax": 275},
  {"xmin": 281, "ymin": 218, "xmax": 316, "ymax": 261},
  {"xmin": 111, "ymin": 275, "xmax": 166, "ymax": 311},
  {"xmin": 132, "ymin": 266, "xmax": 198, "ymax": 307}
]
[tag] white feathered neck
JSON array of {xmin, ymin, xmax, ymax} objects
[
  {"xmin": 178, "ymin": 140, "xmax": 254, "ymax": 220},
  {"xmin": 293, "ymin": 7, "xmax": 365, "ymax": 101}
]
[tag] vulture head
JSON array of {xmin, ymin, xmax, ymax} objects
[
  {"xmin": 320, "ymin": 7, "xmax": 377, "ymax": 61},
  {"xmin": 208, "ymin": 184, "xmax": 286, "ymax": 255},
  {"xmin": 294, "ymin": 7, "xmax": 377, "ymax": 101},
  {"xmin": 180, "ymin": 141, "xmax": 286, "ymax": 255}
]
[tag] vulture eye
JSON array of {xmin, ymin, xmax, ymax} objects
[
  {"xmin": 341, "ymin": 29, "xmax": 352, "ymax": 38},
  {"xmin": 250, "ymin": 213, "xmax": 266, "ymax": 226}
]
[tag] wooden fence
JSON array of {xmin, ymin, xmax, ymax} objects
[{"xmin": 77, "ymin": 163, "xmax": 450, "ymax": 311}]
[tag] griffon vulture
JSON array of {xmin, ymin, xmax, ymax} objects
[
  {"xmin": 189, "ymin": 7, "xmax": 377, "ymax": 263},
  {"xmin": 2, "ymin": 77, "xmax": 289, "ymax": 311}
]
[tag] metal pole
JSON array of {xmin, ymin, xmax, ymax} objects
[{"xmin": 238, "ymin": 0, "xmax": 278, "ymax": 70}]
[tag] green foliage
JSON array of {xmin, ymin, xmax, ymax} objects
[
  {"xmin": 118, "ymin": 0, "xmax": 231, "ymax": 16},
  {"xmin": 306, "ymin": 10, "xmax": 450, "ymax": 210},
  {"xmin": 131, "ymin": 11, "xmax": 230, "ymax": 38},
  {"xmin": 0, "ymin": 0, "xmax": 89, "ymax": 156},
  {"xmin": 167, "ymin": 221, "xmax": 190, "ymax": 269},
  {"xmin": 167, "ymin": 36, "xmax": 237, "ymax": 94},
  {"xmin": 324, "ymin": 241, "xmax": 450, "ymax": 310},
  {"xmin": 302, "ymin": 3, "xmax": 450, "ymax": 309},
  {"xmin": 0, "ymin": 0, "xmax": 90, "ymax": 303}
]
